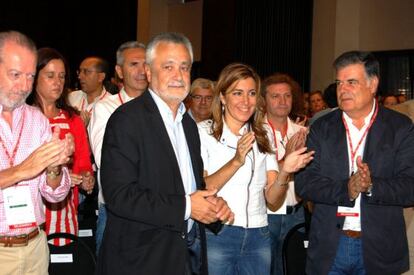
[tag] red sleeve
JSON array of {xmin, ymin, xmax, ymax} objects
[{"xmin": 69, "ymin": 114, "xmax": 93, "ymax": 174}]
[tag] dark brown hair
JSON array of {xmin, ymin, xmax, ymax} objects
[{"xmin": 27, "ymin": 47, "xmax": 78, "ymax": 117}]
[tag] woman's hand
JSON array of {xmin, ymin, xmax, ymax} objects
[
  {"xmin": 282, "ymin": 147, "xmax": 314, "ymax": 173},
  {"xmin": 80, "ymin": 171, "xmax": 95, "ymax": 194},
  {"xmin": 232, "ymin": 130, "xmax": 255, "ymax": 166},
  {"xmin": 69, "ymin": 171, "xmax": 83, "ymax": 187}
]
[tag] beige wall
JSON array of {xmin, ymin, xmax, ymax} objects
[
  {"xmin": 311, "ymin": 0, "xmax": 337, "ymax": 92},
  {"xmin": 359, "ymin": 0, "xmax": 414, "ymax": 51},
  {"xmin": 312, "ymin": 0, "xmax": 414, "ymax": 91},
  {"xmin": 138, "ymin": 0, "xmax": 414, "ymax": 89},
  {"xmin": 137, "ymin": 0, "xmax": 203, "ymax": 61}
]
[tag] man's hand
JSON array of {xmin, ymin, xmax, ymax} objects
[
  {"xmin": 348, "ymin": 172, "xmax": 360, "ymax": 200},
  {"xmin": 356, "ymin": 156, "xmax": 372, "ymax": 192},
  {"xmin": 16, "ymin": 139, "xmax": 65, "ymax": 180},
  {"xmin": 348, "ymin": 157, "xmax": 372, "ymax": 200},
  {"xmin": 190, "ymin": 189, "xmax": 219, "ymax": 224},
  {"xmin": 285, "ymin": 129, "xmax": 307, "ymax": 156},
  {"xmin": 47, "ymin": 128, "xmax": 74, "ymax": 169},
  {"xmin": 206, "ymin": 196, "xmax": 234, "ymax": 224},
  {"xmin": 295, "ymin": 115, "xmax": 308, "ymax": 127}
]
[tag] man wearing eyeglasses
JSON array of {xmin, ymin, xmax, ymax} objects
[
  {"xmin": 187, "ymin": 78, "xmax": 214, "ymax": 123},
  {"xmin": 68, "ymin": 56, "xmax": 110, "ymax": 126}
]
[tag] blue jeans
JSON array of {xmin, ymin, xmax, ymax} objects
[
  {"xmin": 328, "ymin": 235, "xmax": 366, "ymax": 275},
  {"xmin": 268, "ymin": 206, "xmax": 305, "ymax": 275},
  {"xmin": 96, "ymin": 203, "xmax": 107, "ymax": 255},
  {"xmin": 206, "ymin": 225, "xmax": 271, "ymax": 275},
  {"xmin": 187, "ymin": 223, "xmax": 202, "ymax": 274}
]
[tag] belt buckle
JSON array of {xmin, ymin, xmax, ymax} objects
[{"xmin": 14, "ymin": 233, "xmax": 29, "ymax": 247}]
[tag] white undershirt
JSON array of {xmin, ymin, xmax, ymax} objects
[{"xmin": 342, "ymin": 100, "xmax": 376, "ymax": 231}]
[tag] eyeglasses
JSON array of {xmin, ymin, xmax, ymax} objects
[
  {"xmin": 191, "ymin": 95, "xmax": 213, "ymax": 102},
  {"xmin": 76, "ymin": 68, "xmax": 101, "ymax": 76}
]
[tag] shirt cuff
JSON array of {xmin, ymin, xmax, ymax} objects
[
  {"xmin": 40, "ymin": 166, "xmax": 71, "ymax": 203},
  {"xmin": 185, "ymin": 194, "xmax": 191, "ymax": 220}
]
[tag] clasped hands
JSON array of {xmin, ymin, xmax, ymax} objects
[
  {"xmin": 348, "ymin": 156, "xmax": 372, "ymax": 200},
  {"xmin": 190, "ymin": 189, "xmax": 234, "ymax": 225},
  {"xmin": 18, "ymin": 126, "xmax": 74, "ymax": 180},
  {"xmin": 70, "ymin": 171, "xmax": 95, "ymax": 194}
]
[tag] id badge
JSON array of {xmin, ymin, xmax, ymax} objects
[
  {"xmin": 337, "ymin": 205, "xmax": 360, "ymax": 217},
  {"xmin": 3, "ymin": 184, "xmax": 37, "ymax": 229}
]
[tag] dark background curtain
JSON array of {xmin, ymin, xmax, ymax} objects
[
  {"xmin": 0, "ymin": 0, "xmax": 137, "ymax": 89},
  {"xmin": 374, "ymin": 50, "xmax": 414, "ymax": 99},
  {"xmin": 201, "ymin": 0, "xmax": 313, "ymax": 91}
]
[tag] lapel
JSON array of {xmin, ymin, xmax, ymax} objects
[
  {"xmin": 182, "ymin": 114, "xmax": 204, "ymax": 190},
  {"xmin": 363, "ymin": 107, "xmax": 386, "ymax": 164},
  {"xmin": 328, "ymin": 110, "xmax": 350, "ymax": 178},
  {"xmin": 142, "ymin": 91, "xmax": 185, "ymax": 193}
]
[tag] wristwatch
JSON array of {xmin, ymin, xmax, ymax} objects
[{"xmin": 46, "ymin": 167, "xmax": 61, "ymax": 179}]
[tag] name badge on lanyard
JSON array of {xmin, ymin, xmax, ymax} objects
[
  {"xmin": 337, "ymin": 203, "xmax": 360, "ymax": 217},
  {"xmin": 3, "ymin": 184, "xmax": 37, "ymax": 229},
  {"xmin": 337, "ymin": 101, "xmax": 378, "ymax": 218}
]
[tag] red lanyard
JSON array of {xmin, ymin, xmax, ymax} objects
[
  {"xmin": 118, "ymin": 93, "xmax": 124, "ymax": 105},
  {"xmin": 267, "ymin": 119, "xmax": 288, "ymax": 161},
  {"xmin": 0, "ymin": 110, "xmax": 25, "ymax": 167},
  {"xmin": 342, "ymin": 102, "xmax": 378, "ymax": 173},
  {"xmin": 80, "ymin": 91, "xmax": 108, "ymax": 114}
]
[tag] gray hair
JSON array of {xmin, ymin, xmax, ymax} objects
[
  {"xmin": 116, "ymin": 41, "xmax": 146, "ymax": 66},
  {"xmin": 0, "ymin": 31, "xmax": 36, "ymax": 63},
  {"xmin": 146, "ymin": 32, "xmax": 193, "ymax": 66},
  {"xmin": 333, "ymin": 51, "xmax": 380, "ymax": 80},
  {"xmin": 190, "ymin": 78, "xmax": 214, "ymax": 95}
]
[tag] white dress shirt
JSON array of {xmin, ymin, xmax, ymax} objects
[
  {"xmin": 149, "ymin": 90, "xmax": 196, "ymax": 231},
  {"xmin": 68, "ymin": 88, "xmax": 109, "ymax": 114},
  {"xmin": 88, "ymin": 88, "xmax": 134, "ymax": 204}
]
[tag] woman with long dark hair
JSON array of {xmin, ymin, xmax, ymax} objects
[{"xmin": 27, "ymin": 47, "xmax": 94, "ymax": 245}]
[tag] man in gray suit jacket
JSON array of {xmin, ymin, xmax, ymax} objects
[{"xmin": 296, "ymin": 51, "xmax": 414, "ymax": 275}]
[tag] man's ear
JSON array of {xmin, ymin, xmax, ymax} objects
[
  {"xmin": 98, "ymin": 72, "xmax": 106, "ymax": 83},
  {"xmin": 115, "ymin": 65, "xmax": 123, "ymax": 80},
  {"xmin": 144, "ymin": 63, "xmax": 152, "ymax": 83},
  {"xmin": 370, "ymin": 76, "xmax": 379, "ymax": 95}
]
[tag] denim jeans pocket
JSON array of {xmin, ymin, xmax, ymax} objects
[{"xmin": 259, "ymin": 226, "xmax": 270, "ymax": 237}]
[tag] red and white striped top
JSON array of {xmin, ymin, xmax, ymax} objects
[{"xmin": 45, "ymin": 110, "xmax": 93, "ymax": 246}]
